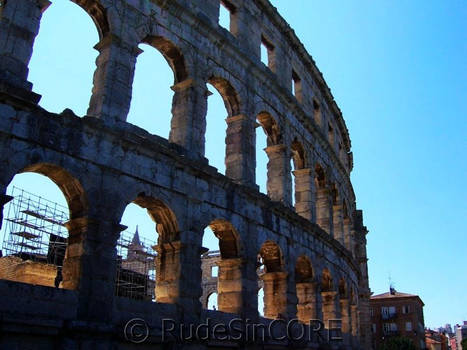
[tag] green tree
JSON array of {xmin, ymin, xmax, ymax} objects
[
  {"xmin": 377, "ymin": 336, "xmax": 416, "ymax": 350},
  {"xmin": 461, "ymin": 338, "xmax": 467, "ymax": 349}
]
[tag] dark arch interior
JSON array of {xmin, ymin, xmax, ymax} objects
[
  {"xmin": 257, "ymin": 112, "xmax": 281, "ymax": 146},
  {"xmin": 321, "ymin": 268, "xmax": 333, "ymax": 292},
  {"xmin": 295, "ymin": 256, "xmax": 313, "ymax": 283},
  {"xmin": 259, "ymin": 240, "xmax": 282, "ymax": 273}
]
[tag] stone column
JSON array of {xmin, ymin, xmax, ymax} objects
[
  {"xmin": 343, "ymin": 218, "xmax": 352, "ymax": 253},
  {"xmin": 292, "ymin": 168, "xmax": 316, "ymax": 222},
  {"xmin": 64, "ymin": 217, "xmax": 122, "ymax": 322},
  {"xmin": 265, "ymin": 144, "xmax": 292, "ymax": 206},
  {"xmin": 225, "ymin": 114, "xmax": 256, "ymax": 187},
  {"xmin": 316, "ymin": 186, "xmax": 332, "ymax": 235},
  {"xmin": 87, "ymin": 34, "xmax": 141, "ymax": 123},
  {"xmin": 0, "ymin": 0, "xmax": 49, "ymax": 104},
  {"xmin": 351, "ymin": 304, "xmax": 359, "ymax": 347},
  {"xmin": 340, "ymin": 297, "xmax": 351, "ymax": 347},
  {"xmin": 169, "ymin": 78, "xmax": 209, "ymax": 160},
  {"xmin": 217, "ymin": 258, "xmax": 243, "ymax": 314},
  {"xmin": 296, "ymin": 282, "xmax": 318, "ymax": 323},
  {"xmin": 153, "ymin": 241, "xmax": 182, "ymax": 304},
  {"xmin": 333, "ymin": 203, "xmax": 344, "ymax": 244},
  {"xmin": 321, "ymin": 291, "xmax": 338, "ymax": 328},
  {"xmin": 262, "ymin": 272, "xmax": 287, "ymax": 319}
]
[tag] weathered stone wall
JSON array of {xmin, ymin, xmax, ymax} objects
[
  {"xmin": 0, "ymin": 0, "xmax": 371, "ymax": 349},
  {"xmin": 0, "ymin": 256, "xmax": 57, "ymax": 286}
]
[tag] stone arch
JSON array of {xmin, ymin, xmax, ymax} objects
[
  {"xmin": 142, "ymin": 36, "xmax": 188, "ymax": 84},
  {"xmin": 331, "ymin": 183, "xmax": 344, "ymax": 243},
  {"xmin": 258, "ymin": 240, "xmax": 287, "ymax": 319},
  {"xmin": 117, "ymin": 192, "xmax": 180, "ymax": 303},
  {"xmin": 295, "ymin": 255, "xmax": 313, "ymax": 283},
  {"xmin": 257, "ymin": 111, "xmax": 282, "ymax": 146},
  {"xmin": 291, "ymin": 138, "xmax": 306, "ymax": 170},
  {"xmin": 208, "ymin": 76, "xmax": 241, "ymax": 117},
  {"xmin": 338, "ymin": 277, "xmax": 347, "ymax": 298},
  {"xmin": 295, "ymin": 255, "xmax": 317, "ymax": 323},
  {"xmin": 130, "ymin": 193, "xmax": 179, "ymax": 244},
  {"xmin": 202, "ymin": 219, "xmax": 243, "ymax": 314},
  {"xmin": 259, "ymin": 240, "xmax": 283, "ymax": 273},
  {"xmin": 71, "ymin": 0, "xmax": 110, "ymax": 39},
  {"xmin": 290, "ymin": 138, "xmax": 307, "ymax": 210},
  {"xmin": 315, "ymin": 163, "xmax": 331, "ymax": 234},
  {"xmin": 321, "ymin": 268, "xmax": 333, "ymax": 292},
  {"xmin": 20, "ymin": 163, "xmax": 88, "ymax": 220},
  {"xmin": 0, "ymin": 162, "xmax": 88, "ymax": 290},
  {"xmin": 320, "ymin": 268, "xmax": 339, "ymax": 329},
  {"xmin": 206, "ymin": 219, "xmax": 241, "ymax": 259}
]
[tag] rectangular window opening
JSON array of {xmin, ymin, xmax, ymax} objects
[
  {"xmin": 211, "ymin": 265, "xmax": 219, "ymax": 277},
  {"xmin": 219, "ymin": 1, "xmax": 235, "ymax": 33},
  {"xmin": 261, "ymin": 36, "xmax": 275, "ymax": 71},
  {"xmin": 292, "ymin": 70, "xmax": 302, "ymax": 102}
]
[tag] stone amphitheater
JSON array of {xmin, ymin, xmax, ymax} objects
[{"xmin": 0, "ymin": 0, "xmax": 371, "ymax": 349}]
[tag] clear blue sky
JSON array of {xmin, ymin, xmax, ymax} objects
[{"xmin": 1, "ymin": 1, "xmax": 465, "ymax": 328}]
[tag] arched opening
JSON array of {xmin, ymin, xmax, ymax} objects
[
  {"xmin": 201, "ymin": 220, "xmax": 242, "ymax": 314},
  {"xmin": 343, "ymin": 203, "xmax": 352, "ymax": 253},
  {"xmin": 0, "ymin": 165, "xmax": 87, "ymax": 290},
  {"xmin": 28, "ymin": 1, "xmax": 100, "ymax": 116},
  {"xmin": 127, "ymin": 36, "xmax": 187, "ymax": 137},
  {"xmin": 258, "ymin": 287, "xmax": 265, "ymax": 316},
  {"xmin": 258, "ymin": 240, "xmax": 286, "ymax": 319},
  {"xmin": 256, "ymin": 112, "xmax": 283, "ymax": 199},
  {"xmin": 313, "ymin": 99, "xmax": 322, "ymax": 129},
  {"xmin": 331, "ymin": 184, "xmax": 344, "ymax": 242},
  {"xmin": 207, "ymin": 292, "xmax": 218, "ymax": 310},
  {"xmin": 320, "ymin": 268, "xmax": 337, "ymax": 328},
  {"xmin": 315, "ymin": 164, "xmax": 330, "ymax": 234},
  {"xmin": 117, "ymin": 194, "xmax": 179, "ymax": 303},
  {"xmin": 321, "ymin": 268, "xmax": 333, "ymax": 292},
  {"xmin": 295, "ymin": 255, "xmax": 317, "ymax": 323},
  {"xmin": 291, "ymin": 139, "xmax": 306, "ymax": 209},
  {"xmin": 338, "ymin": 278, "xmax": 351, "ymax": 342},
  {"xmin": 205, "ymin": 78, "xmax": 240, "ymax": 175},
  {"xmin": 339, "ymin": 278, "xmax": 347, "ymax": 298}
]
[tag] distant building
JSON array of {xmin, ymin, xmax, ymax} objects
[
  {"xmin": 450, "ymin": 336, "xmax": 458, "ymax": 350},
  {"xmin": 425, "ymin": 329, "xmax": 448, "ymax": 350},
  {"xmin": 455, "ymin": 323, "xmax": 467, "ymax": 350},
  {"xmin": 370, "ymin": 287, "xmax": 426, "ymax": 349}
]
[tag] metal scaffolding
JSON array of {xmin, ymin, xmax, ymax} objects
[
  {"xmin": 0, "ymin": 186, "xmax": 69, "ymax": 266},
  {"xmin": 0, "ymin": 186, "xmax": 157, "ymax": 300}
]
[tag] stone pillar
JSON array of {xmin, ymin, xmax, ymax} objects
[
  {"xmin": 343, "ymin": 218, "xmax": 352, "ymax": 253},
  {"xmin": 217, "ymin": 258, "xmax": 243, "ymax": 314},
  {"xmin": 64, "ymin": 217, "xmax": 122, "ymax": 322},
  {"xmin": 321, "ymin": 291, "xmax": 338, "ymax": 328},
  {"xmin": 154, "ymin": 241, "xmax": 182, "ymax": 303},
  {"xmin": 0, "ymin": 193, "xmax": 13, "ymax": 230},
  {"xmin": 351, "ymin": 304, "xmax": 359, "ymax": 347},
  {"xmin": 0, "ymin": 0, "xmax": 49, "ymax": 104},
  {"xmin": 333, "ymin": 203, "xmax": 344, "ymax": 244},
  {"xmin": 262, "ymin": 272, "xmax": 287, "ymax": 319},
  {"xmin": 225, "ymin": 114, "xmax": 256, "ymax": 187},
  {"xmin": 169, "ymin": 78, "xmax": 209, "ymax": 160},
  {"xmin": 296, "ymin": 282, "xmax": 318, "ymax": 323},
  {"xmin": 265, "ymin": 144, "xmax": 292, "ymax": 206},
  {"xmin": 316, "ymin": 186, "xmax": 332, "ymax": 235},
  {"xmin": 87, "ymin": 34, "xmax": 141, "ymax": 123},
  {"xmin": 340, "ymin": 298, "xmax": 351, "ymax": 347},
  {"xmin": 293, "ymin": 168, "xmax": 316, "ymax": 222}
]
